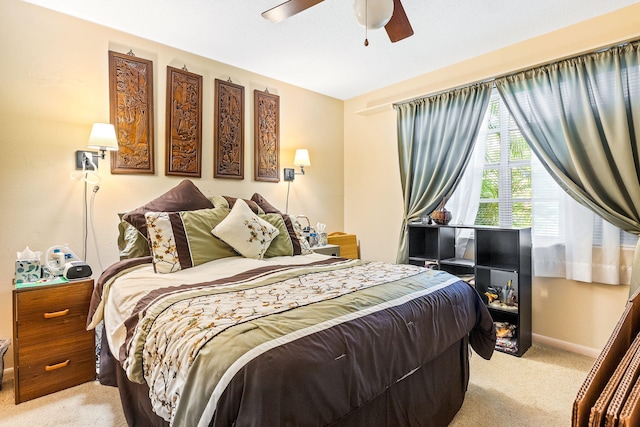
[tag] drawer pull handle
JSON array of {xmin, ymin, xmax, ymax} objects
[
  {"xmin": 43, "ymin": 309, "xmax": 70, "ymax": 319},
  {"xmin": 45, "ymin": 360, "xmax": 70, "ymax": 371}
]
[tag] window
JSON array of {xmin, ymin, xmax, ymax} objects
[
  {"xmin": 450, "ymin": 87, "xmax": 636, "ymax": 285},
  {"xmin": 470, "ymin": 89, "xmax": 636, "ymax": 248},
  {"xmin": 475, "ymin": 93, "xmax": 532, "ymax": 228}
]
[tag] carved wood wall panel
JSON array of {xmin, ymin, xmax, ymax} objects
[
  {"xmin": 165, "ymin": 66, "xmax": 202, "ymax": 177},
  {"xmin": 108, "ymin": 50, "xmax": 155, "ymax": 174},
  {"xmin": 214, "ymin": 79, "xmax": 245, "ymax": 179},
  {"xmin": 254, "ymin": 90, "xmax": 280, "ymax": 182}
]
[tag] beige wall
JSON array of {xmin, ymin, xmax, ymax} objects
[
  {"xmin": 2, "ymin": 0, "xmax": 639, "ymax": 378},
  {"xmin": 343, "ymin": 4, "xmax": 640, "ymax": 355},
  {"xmin": 0, "ymin": 0, "xmax": 344, "ymax": 370}
]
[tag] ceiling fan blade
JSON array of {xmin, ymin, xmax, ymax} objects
[
  {"xmin": 385, "ymin": 0, "xmax": 414, "ymax": 42},
  {"xmin": 262, "ymin": 0, "xmax": 325, "ymax": 23}
]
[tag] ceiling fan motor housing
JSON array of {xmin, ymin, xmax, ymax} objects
[
  {"xmin": 263, "ymin": 0, "xmax": 413, "ymax": 44},
  {"xmin": 353, "ymin": 0, "xmax": 394, "ymax": 29}
]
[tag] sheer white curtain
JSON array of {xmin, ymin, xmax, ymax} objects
[
  {"xmin": 531, "ymin": 154, "xmax": 631, "ymax": 285},
  {"xmin": 449, "ymin": 92, "xmax": 633, "ymax": 285},
  {"xmin": 495, "ymin": 43, "xmax": 640, "ymax": 292}
]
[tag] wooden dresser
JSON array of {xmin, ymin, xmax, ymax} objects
[{"xmin": 12, "ymin": 278, "xmax": 96, "ymax": 403}]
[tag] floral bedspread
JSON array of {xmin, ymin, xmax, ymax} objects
[
  {"xmin": 137, "ymin": 260, "xmax": 426, "ymax": 423},
  {"xmin": 90, "ymin": 254, "xmax": 495, "ymax": 427}
]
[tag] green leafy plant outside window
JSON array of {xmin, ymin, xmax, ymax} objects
[{"xmin": 475, "ymin": 96, "xmax": 532, "ymax": 228}]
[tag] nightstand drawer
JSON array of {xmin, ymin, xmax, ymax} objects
[
  {"xmin": 17, "ymin": 331, "xmax": 94, "ymax": 368},
  {"xmin": 16, "ymin": 332, "xmax": 95, "ymax": 403},
  {"xmin": 15, "ymin": 281, "xmax": 93, "ymax": 342}
]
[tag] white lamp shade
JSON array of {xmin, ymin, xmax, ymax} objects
[
  {"xmin": 293, "ymin": 149, "xmax": 311, "ymax": 167},
  {"xmin": 87, "ymin": 123, "xmax": 119, "ymax": 151},
  {"xmin": 353, "ymin": 0, "xmax": 394, "ymax": 30}
]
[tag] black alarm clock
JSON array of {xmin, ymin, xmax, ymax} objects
[{"xmin": 62, "ymin": 261, "xmax": 93, "ymax": 280}]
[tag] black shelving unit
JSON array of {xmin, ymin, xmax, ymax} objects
[{"xmin": 408, "ymin": 223, "xmax": 531, "ymax": 357}]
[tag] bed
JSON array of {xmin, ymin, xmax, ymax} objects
[{"xmin": 87, "ymin": 180, "xmax": 496, "ymax": 427}]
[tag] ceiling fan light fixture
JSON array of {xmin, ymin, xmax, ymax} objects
[{"xmin": 353, "ymin": 0, "xmax": 394, "ymax": 30}]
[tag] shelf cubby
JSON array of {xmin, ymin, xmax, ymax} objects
[{"xmin": 407, "ymin": 223, "xmax": 531, "ymax": 356}]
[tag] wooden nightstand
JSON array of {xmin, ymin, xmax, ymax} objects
[
  {"xmin": 12, "ymin": 278, "xmax": 96, "ymax": 403},
  {"xmin": 313, "ymin": 244, "xmax": 341, "ymax": 257}
]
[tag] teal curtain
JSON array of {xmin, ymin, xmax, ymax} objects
[
  {"xmin": 395, "ymin": 82, "xmax": 492, "ymax": 263},
  {"xmin": 495, "ymin": 41, "xmax": 640, "ymax": 294}
]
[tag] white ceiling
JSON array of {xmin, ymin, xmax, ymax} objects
[{"xmin": 24, "ymin": 0, "xmax": 640, "ymax": 100}]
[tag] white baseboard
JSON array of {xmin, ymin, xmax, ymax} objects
[{"xmin": 533, "ymin": 333, "xmax": 601, "ymax": 359}]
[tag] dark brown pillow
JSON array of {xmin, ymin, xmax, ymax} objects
[
  {"xmin": 250, "ymin": 193, "xmax": 282, "ymax": 214},
  {"xmin": 122, "ymin": 180, "xmax": 214, "ymax": 238},
  {"xmin": 222, "ymin": 196, "xmax": 263, "ymax": 214}
]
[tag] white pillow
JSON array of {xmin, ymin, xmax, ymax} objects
[{"xmin": 212, "ymin": 199, "xmax": 280, "ymax": 259}]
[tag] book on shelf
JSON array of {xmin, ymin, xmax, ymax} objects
[{"xmin": 494, "ymin": 321, "xmax": 518, "ymax": 354}]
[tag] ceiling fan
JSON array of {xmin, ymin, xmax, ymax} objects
[{"xmin": 262, "ymin": 0, "xmax": 414, "ymax": 44}]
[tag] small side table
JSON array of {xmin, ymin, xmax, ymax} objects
[
  {"xmin": 0, "ymin": 338, "xmax": 9, "ymax": 390},
  {"xmin": 13, "ymin": 279, "xmax": 96, "ymax": 403},
  {"xmin": 312, "ymin": 244, "xmax": 341, "ymax": 257}
]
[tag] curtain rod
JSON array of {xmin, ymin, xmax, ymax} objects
[{"xmin": 392, "ymin": 38, "xmax": 638, "ymax": 109}]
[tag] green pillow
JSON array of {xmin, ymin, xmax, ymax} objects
[
  {"xmin": 262, "ymin": 213, "xmax": 294, "ymax": 257},
  {"xmin": 145, "ymin": 207, "xmax": 237, "ymax": 274},
  {"xmin": 117, "ymin": 214, "xmax": 150, "ymax": 259}
]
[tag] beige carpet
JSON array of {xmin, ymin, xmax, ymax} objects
[
  {"xmin": 450, "ymin": 344, "xmax": 595, "ymax": 426},
  {"xmin": 0, "ymin": 344, "xmax": 594, "ymax": 427}
]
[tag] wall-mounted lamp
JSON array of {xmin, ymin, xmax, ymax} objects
[
  {"xmin": 284, "ymin": 149, "xmax": 311, "ymax": 214},
  {"xmin": 87, "ymin": 122, "xmax": 119, "ymax": 159},
  {"xmin": 70, "ymin": 123, "xmax": 117, "ymax": 273},
  {"xmin": 284, "ymin": 149, "xmax": 311, "ymax": 181},
  {"xmin": 75, "ymin": 123, "xmax": 118, "ymax": 170}
]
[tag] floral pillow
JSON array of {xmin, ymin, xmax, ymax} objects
[
  {"xmin": 290, "ymin": 215, "xmax": 313, "ymax": 255},
  {"xmin": 145, "ymin": 208, "xmax": 236, "ymax": 274},
  {"xmin": 250, "ymin": 193, "xmax": 313, "ymax": 255},
  {"xmin": 212, "ymin": 199, "xmax": 280, "ymax": 260}
]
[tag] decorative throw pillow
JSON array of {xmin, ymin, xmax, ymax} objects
[
  {"xmin": 117, "ymin": 214, "xmax": 150, "ymax": 259},
  {"xmin": 123, "ymin": 179, "xmax": 214, "ymax": 240},
  {"xmin": 250, "ymin": 193, "xmax": 313, "ymax": 255},
  {"xmin": 251, "ymin": 192, "xmax": 282, "ymax": 214},
  {"xmin": 290, "ymin": 215, "xmax": 314, "ymax": 255},
  {"xmin": 145, "ymin": 208, "xmax": 237, "ymax": 274},
  {"xmin": 212, "ymin": 199, "xmax": 280, "ymax": 260},
  {"xmin": 261, "ymin": 213, "xmax": 294, "ymax": 257},
  {"xmin": 208, "ymin": 195, "xmax": 264, "ymax": 214}
]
